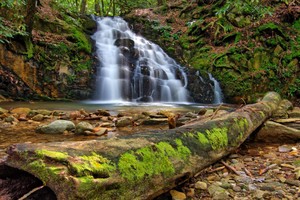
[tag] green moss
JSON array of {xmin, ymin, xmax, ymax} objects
[
  {"xmin": 233, "ymin": 118, "xmax": 249, "ymax": 142},
  {"xmin": 24, "ymin": 37, "xmax": 34, "ymax": 59},
  {"xmin": 118, "ymin": 141, "xmax": 191, "ymax": 182},
  {"xmin": 175, "ymin": 139, "xmax": 191, "ymax": 159},
  {"xmin": 205, "ymin": 127, "xmax": 228, "ymax": 150},
  {"xmin": 197, "ymin": 132, "xmax": 210, "ymax": 146},
  {"xmin": 72, "ymin": 29, "xmax": 92, "ymax": 53},
  {"xmin": 24, "ymin": 160, "xmax": 64, "ymax": 184},
  {"xmin": 36, "ymin": 149, "xmax": 69, "ymax": 162},
  {"xmin": 68, "ymin": 152, "xmax": 116, "ymax": 178}
]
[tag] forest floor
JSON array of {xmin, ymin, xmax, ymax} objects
[{"xmin": 157, "ymin": 141, "xmax": 300, "ymax": 200}]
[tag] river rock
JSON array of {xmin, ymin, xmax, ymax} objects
[
  {"xmin": 255, "ymin": 121, "xmax": 300, "ymax": 143},
  {"xmin": 97, "ymin": 109, "xmax": 110, "ymax": 116},
  {"xmin": 75, "ymin": 121, "xmax": 94, "ymax": 134},
  {"xmin": 0, "ymin": 107, "xmax": 8, "ymax": 114},
  {"xmin": 10, "ymin": 107, "xmax": 31, "ymax": 115},
  {"xmin": 208, "ymin": 184, "xmax": 230, "ymax": 200},
  {"xmin": 4, "ymin": 116, "xmax": 18, "ymax": 123},
  {"xmin": 169, "ymin": 190, "xmax": 186, "ymax": 200},
  {"xmin": 69, "ymin": 111, "xmax": 81, "ymax": 120},
  {"xmin": 32, "ymin": 114, "xmax": 44, "ymax": 121},
  {"xmin": 37, "ymin": 109, "xmax": 52, "ymax": 116},
  {"xmin": 142, "ymin": 118, "xmax": 168, "ymax": 125},
  {"xmin": 36, "ymin": 120, "xmax": 75, "ymax": 134},
  {"xmin": 195, "ymin": 181, "xmax": 207, "ymax": 190},
  {"xmin": 116, "ymin": 117, "xmax": 132, "ymax": 127}
]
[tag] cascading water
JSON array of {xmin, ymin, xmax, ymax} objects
[
  {"xmin": 208, "ymin": 73, "xmax": 223, "ymax": 104},
  {"xmin": 92, "ymin": 17, "xmax": 190, "ymax": 103}
]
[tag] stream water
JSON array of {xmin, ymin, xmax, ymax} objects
[{"xmin": 0, "ymin": 101, "xmax": 217, "ymax": 158}]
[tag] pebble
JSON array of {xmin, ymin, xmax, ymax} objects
[
  {"xmin": 169, "ymin": 190, "xmax": 186, "ymax": 200},
  {"xmin": 195, "ymin": 181, "xmax": 207, "ymax": 190},
  {"xmin": 243, "ymin": 158, "xmax": 253, "ymax": 162},
  {"xmin": 233, "ymin": 185, "xmax": 242, "ymax": 192}
]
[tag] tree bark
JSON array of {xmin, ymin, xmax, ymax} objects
[
  {"xmin": 94, "ymin": 0, "xmax": 101, "ymax": 15},
  {"xmin": 80, "ymin": 0, "xmax": 87, "ymax": 15},
  {"xmin": 3, "ymin": 92, "xmax": 281, "ymax": 200}
]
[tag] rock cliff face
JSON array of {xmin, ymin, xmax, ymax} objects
[
  {"xmin": 0, "ymin": 0, "xmax": 97, "ymax": 100},
  {"xmin": 125, "ymin": 1, "xmax": 300, "ymax": 104}
]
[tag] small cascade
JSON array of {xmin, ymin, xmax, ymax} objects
[
  {"xmin": 91, "ymin": 17, "xmax": 190, "ymax": 103},
  {"xmin": 208, "ymin": 73, "xmax": 223, "ymax": 104}
]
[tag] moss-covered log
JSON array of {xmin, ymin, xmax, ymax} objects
[{"xmin": 3, "ymin": 92, "xmax": 281, "ymax": 199}]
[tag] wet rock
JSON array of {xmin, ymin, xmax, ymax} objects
[
  {"xmin": 75, "ymin": 121, "xmax": 94, "ymax": 135},
  {"xmin": 4, "ymin": 116, "xmax": 18, "ymax": 123},
  {"xmin": 36, "ymin": 109, "xmax": 52, "ymax": 116},
  {"xmin": 10, "ymin": 108, "xmax": 31, "ymax": 116},
  {"xmin": 100, "ymin": 122, "xmax": 113, "ymax": 127},
  {"xmin": 169, "ymin": 190, "xmax": 186, "ymax": 200},
  {"xmin": 85, "ymin": 128, "xmax": 107, "ymax": 136},
  {"xmin": 93, "ymin": 128, "xmax": 108, "ymax": 136},
  {"xmin": 116, "ymin": 117, "xmax": 132, "ymax": 127},
  {"xmin": 185, "ymin": 112, "xmax": 198, "ymax": 118},
  {"xmin": 79, "ymin": 109, "xmax": 89, "ymax": 117},
  {"xmin": 195, "ymin": 181, "xmax": 207, "ymax": 190},
  {"xmin": 142, "ymin": 118, "xmax": 168, "ymax": 125},
  {"xmin": 32, "ymin": 114, "xmax": 44, "ymax": 121},
  {"xmin": 97, "ymin": 109, "xmax": 110, "ymax": 116},
  {"xmin": 197, "ymin": 108, "xmax": 207, "ymax": 115},
  {"xmin": 36, "ymin": 120, "xmax": 75, "ymax": 134},
  {"xmin": 69, "ymin": 111, "xmax": 81, "ymax": 120}
]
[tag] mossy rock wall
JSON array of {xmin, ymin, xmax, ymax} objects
[
  {"xmin": 0, "ymin": 0, "xmax": 96, "ymax": 100},
  {"xmin": 125, "ymin": 1, "xmax": 300, "ymax": 104},
  {"xmin": 4, "ymin": 92, "xmax": 281, "ymax": 199}
]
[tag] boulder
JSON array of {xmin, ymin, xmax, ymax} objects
[
  {"xmin": 75, "ymin": 121, "xmax": 94, "ymax": 135},
  {"xmin": 36, "ymin": 120, "xmax": 75, "ymax": 134}
]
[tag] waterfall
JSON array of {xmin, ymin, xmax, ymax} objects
[
  {"xmin": 91, "ymin": 17, "xmax": 190, "ymax": 103},
  {"xmin": 208, "ymin": 73, "xmax": 223, "ymax": 104}
]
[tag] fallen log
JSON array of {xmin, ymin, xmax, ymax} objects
[{"xmin": 2, "ymin": 92, "xmax": 281, "ymax": 200}]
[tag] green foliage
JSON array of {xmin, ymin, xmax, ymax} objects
[
  {"xmin": 72, "ymin": 29, "xmax": 92, "ymax": 53},
  {"xmin": 215, "ymin": 0, "xmax": 273, "ymax": 20},
  {"xmin": 0, "ymin": 17, "xmax": 28, "ymax": 43},
  {"xmin": 0, "ymin": 0, "xmax": 25, "ymax": 8}
]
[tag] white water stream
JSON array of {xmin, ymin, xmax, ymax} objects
[{"xmin": 92, "ymin": 17, "xmax": 189, "ymax": 103}]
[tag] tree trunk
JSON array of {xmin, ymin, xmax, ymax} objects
[
  {"xmin": 95, "ymin": 0, "xmax": 101, "ymax": 15},
  {"xmin": 3, "ymin": 92, "xmax": 281, "ymax": 199},
  {"xmin": 80, "ymin": 0, "xmax": 87, "ymax": 15}
]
